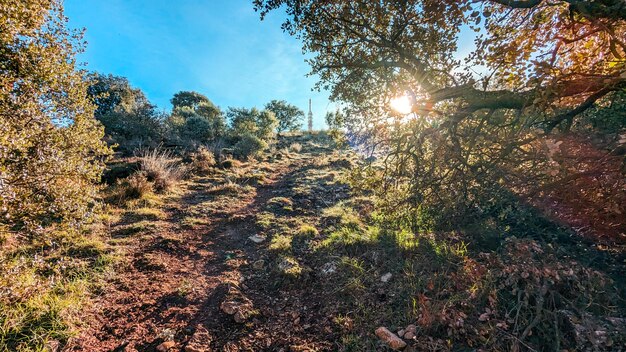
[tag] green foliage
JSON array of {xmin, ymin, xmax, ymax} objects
[
  {"xmin": 325, "ymin": 110, "xmax": 348, "ymax": 147},
  {"xmin": 171, "ymin": 91, "xmax": 212, "ymax": 110},
  {"xmin": 137, "ymin": 148, "xmax": 186, "ymax": 193},
  {"xmin": 88, "ymin": 73, "xmax": 164, "ymax": 150},
  {"xmin": 325, "ymin": 110, "xmax": 345, "ymax": 131},
  {"xmin": 265, "ymin": 99, "xmax": 304, "ymax": 133},
  {"xmin": 0, "ymin": 0, "xmax": 112, "ymax": 240},
  {"xmin": 255, "ymin": 0, "xmax": 626, "ymax": 231},
  {"xmin": 227, "ymin": 107, "xmax": 278, "ymax": 141},
  {"xmin": 168, "ymin": 92, "xmax": 226, "ymax": 145},
  {"xmin": 233, "ymin": 134, "xmax": 268, "ymax": 160}
]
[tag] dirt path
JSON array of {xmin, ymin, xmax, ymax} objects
[{"xmin": 67, "ymin": 144, "xmax": 343, "ymax": 352}]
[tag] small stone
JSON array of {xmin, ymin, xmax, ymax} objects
[
  {"xmin": 234, "ymin": 310, "xmax": 247, "ymax": 323},
  {"xmin": 375, "ymin": 327, "xmax": 407, "ymax": 350},
  {"xmin": 220, "ymin": 301, "xmax": 238, "ymax": 315},
  {"xmin": 249, "ymin": 234, "xmax": 266, "ymax": 243},
  {"xmin": 156, "ymin": 341, "xmax": 176, "ymax": 352},
  {"xmin": 405, "ymin": 324, "xmax": 417, "ymax": 333},
  {"xmin": 253, "ymin": 260, "xmax": 265, "ymax": 270},
  {"xmin": 403, "ymin": 331, "xmax": 415, "ymax": 340},
  {"xmin": 380, "ymin": 273, "xmax": 393, "ymax": 283},
  {"xmin": 397, "ymin": 329, "xmax": 405, "ymax": 337},
  {"xmin": 320, "ymin": 262, "xmax": 337, "ymax": 275}
]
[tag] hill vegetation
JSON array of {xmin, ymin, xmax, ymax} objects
[{"xmin": 1, "ymin": 0, "xmax": 625, "ymax": 351}]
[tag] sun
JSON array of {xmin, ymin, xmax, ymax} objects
[{"xmin": 390, "ymin": 95, "xmax": 413, "ymax": 115}]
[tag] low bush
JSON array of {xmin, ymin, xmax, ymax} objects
[
  {"xmin": 190, "ymin": 146, "xmax": 216, "ymax": 174},
  {"xmin": 220, "ymin": 159, "xmax": 243, "ymax": 169},
  {"xmin": 123, "ymin": 172, "xmax": 152, "ymax": 199},
  {"xmin": 233, "ymin": 134, "xmax": 268, "ymax": 160},
  {"xmin": 137, "ymin": 148, "xmax": 186, "ymax": 192},
  {"xmin": 289, "ymin": 143, "xmax": 303, "ymax": 153}
]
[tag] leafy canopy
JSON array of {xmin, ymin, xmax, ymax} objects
[
  {"xmin": 254, "ymin": 0, "xmax": 626, "ymax": 227},
  {"xmin": 169, "ymin": 91, "xmax": 226, "ymax": 144},
  {"xmin": 88, "ymin": 73, "xmax": 164, "ymax": 148},
  {"xmin": 227, "ymin": 107, "xmax": 278, "ymax": 141},
  {"xmin": 0, "ymin": 0, "xmax": 111, "ymax": 239},
  {"xmin": 265, "ymin": 99, "xmax": 305, "ymax": 133}
]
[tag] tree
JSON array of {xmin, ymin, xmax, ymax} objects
[
  {"xmin": 265, "ymin": 100, "xmax": 305, "ymax": 134},
  {"xmin": 227, "ymin": 107, "xmax": 278, "ymax": 141},
  {"xmin": 254, "ymin": 1, "xmax": 626, "ymax": 128},
  {"xmin": 168, "ymin": 91, "xmax": 226, "ymax": 144},
  {"xmin": 255, "ymin": 0, "xmax": 626, "ymax": 224},
  {"xmin": 0, "ymin": 0, "xmax": 111, "ymax": 239},
  {"xmin": 88, "ymin": 73, "xmax": 164, "ymax": 148},
  {"xmin": 171, "ymin": 91, "xmax": 213, "ymax": 110},
  {"xmin": 325, "ymin": 110, "xmax": 345, "ymax": 131}
]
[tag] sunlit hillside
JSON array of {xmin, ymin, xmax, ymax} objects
[{"xmin": 1, "ymin": 1, "xmax": 625, "ymax": 351}]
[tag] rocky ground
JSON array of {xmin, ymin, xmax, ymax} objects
[
  {"xmin": 63, "ymin": 133, "xmax": 626, "ymax": 352},
  {"xmin": 66, "ymin": 135, "xmax": 358, "ymax": 351}
]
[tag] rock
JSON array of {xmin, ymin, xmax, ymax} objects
[
  {"xmin": 156, "ymin": 341, "xmax": 176, "ymax": 352},
  {"xmin": 249, "ymin": 234, "xmax": 266, "ymax": 243},
  {"xmin": 403, "ymin": 331, "xmax": 415, "ymax": 340},
  {"xmin": 252, "ymin": 260, "xmax": 265, "ymax": 270},
  {"xmin": 375, "ymin": 327, "xmax": 407, "ymax": 350},
  {"xmin": 320, "ymin": 262, "xmax": 337, "ymax": 275},
  {"xmin": 397, "ymin": 329, "xmax": 405, "ymax": 337},
  {"xmin": 233, "ymin": 310, "xmax": 247, "ymax": 323},
  {"xmin": 405, "ymin": 324, "xmax": 417, "ymax": 333},
  {"xmin": 220, "ymin": 301, "xmax": 239, "ymax": 315},
  {"xmin": 380, "ymin": 272, "xmax": 393, "ymax": 283}
]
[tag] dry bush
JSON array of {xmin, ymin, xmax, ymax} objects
[
  {"xmin": 191, "ymin": 145, "xmax": 217, "ymax": 174},
  {"xmin": 123, "ymin": 172, "xmax": 152, "ymax": 199},
  {"xmin": 220, "ymin": 158, "xmax": 243, "ymax": 169},
  {"xmin": 137, "ymin": 148, "xmax": 186, "ymax": 192},
  {"xmin": 290, "ymin": 142, "xmax": 303, "ymax": 153},
  {"xmin": 233, "ymin": 133, "xmax": 268, "ymax": 160},
  {"xmin": 408, "ymin": 237, "xmax": 622, "ymax": 351}
]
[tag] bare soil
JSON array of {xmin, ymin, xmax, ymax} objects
[{"xmin": 67, "ymin": 140, "xmax": 348, "ymax": 352}]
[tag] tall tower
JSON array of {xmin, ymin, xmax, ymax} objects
[{"xmin": 307, "ymin": 99, "xmax": 313, "ymax": 133}]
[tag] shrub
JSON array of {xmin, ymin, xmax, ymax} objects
[
  {"xmin": 290, "ymin": 143, "xmax": 303, "ymax": 153},
  {"xmin": 227, "ymin": 107, "xmax": 278, "ymax": 141},
  {"xmin": 233, "ymin": 134, "xmax": 268, "ymax": 160},
  {"xmin": 123, "ymin": 172, "xmax": 152, "ymax": 199},
  {"xmin": 190, "ymin": 146, "xmax": 216, "ymax": 174},
  {"xmin": 0, "ymin": 1, "xmax": 112, "ymax": 240},
  {"xmin": 181, "ymin": 115, "xmax": 214, "ymax": 141},
  {"xmin": 137, "ymin": 148, "xmax": 186, "ymax": 192}
]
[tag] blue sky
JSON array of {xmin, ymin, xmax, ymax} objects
[{"xmin": 65, "ymin": 0, "xmax": 333, "ymax": 129}]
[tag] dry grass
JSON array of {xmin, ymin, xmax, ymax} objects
[
  {"xmin": 137, "ymin": 148, "xmax": 186, "ymax": 192},
  {"xmin": 191, "ymin": 146, "xmax": 216, "ymax": 174},
  {"xmin": 289, "ymin": 143, "xmax": 303, "ymax": 153},
  {"xmin": 123, "ymin": 171, "xmax": 152, "ymax": 199}
]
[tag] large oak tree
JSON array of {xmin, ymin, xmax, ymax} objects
[
  {"xmin": 0, "ymin": 0, "xmax": 111, "ymax": 239},
  {"xmin": 254, "ymin": 0, "xmax": 625, "ymax": 127},
  {"xmin": 254, "ymin": 0, "xmax": 626, "ymax": 224}
]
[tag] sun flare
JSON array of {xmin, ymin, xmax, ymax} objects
[{"xmin": 390, "ymin": 95, "xmax": 413, "ymax": 115}]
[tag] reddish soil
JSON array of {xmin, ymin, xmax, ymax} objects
[
  {"xmin": 529, "ymin": 134, "xmax": 626, "ymax": 246},
  {"xmin": 66, "ymin": 152, "xmax": 340, "ymax": 352}
]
